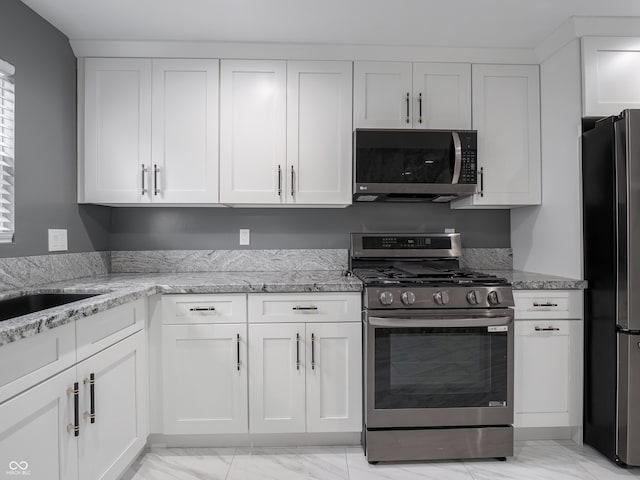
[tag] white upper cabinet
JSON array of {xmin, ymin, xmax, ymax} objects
[
  {"xmin": 83, "ymin": 58, "xmax": 152, "ymax": 204},
  {"xmin": 152, "ymin": 59, "xmax": 219, "ymax": 203},
  {"xmin": 582, "ymin": 37, "xmax": 640, "ymax": 116},
  {"xmin": 353, "ymin": 61, "xmax": 471, "ymax": 130},
  {"xmin": 82, "ymin": 58, "xmax": 220, "ymax": 205},
  {"xmin": 451, "ymin": 64, "xmax": 541, "ymax": 209},
  {"xmin": 286, "ymin": 61, "xmax": 352, "ymax": 205},
  {"xmin": 219, "ymin": 60, "xmax": 287, "ymax": 205},
  {"xmin": 220, "ymin": 60, "xmax": 352, "ymax": 206},
  {"xmin": 412, "ymin": 63, "xmax": 471, "ymax": 130},
  {"xmin": 353, "ymin": 62, "xmax": 413, "ymax": 128}
]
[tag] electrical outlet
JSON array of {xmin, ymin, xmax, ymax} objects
[
  {"xmin": 48, "ymin": 229, "xmax": 68, "ymax": 252},
  {"xmin": 239, "ymin": 229, "xmax": 250, "ymax": 246},
  {"xmin": 444, "ymin": 228, "xmax": 456, "ymax": 234}
]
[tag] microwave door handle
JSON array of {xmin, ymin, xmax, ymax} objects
[
  {"xmin": 367, "ymin": 316, "xmax": 512, "ymax": 328},
  {"xmin": 451, "ymin": 131, "xmax": 462, "ymax": 184}
]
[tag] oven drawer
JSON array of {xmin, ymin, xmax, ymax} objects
[{"xmin": 248, "ymin": 293, "xmax": 361, "ymax": 323}]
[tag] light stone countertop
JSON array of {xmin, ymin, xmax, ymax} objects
[{"xmin": 0, "ymin": 268, "xmax": 586, "ymax": 347}]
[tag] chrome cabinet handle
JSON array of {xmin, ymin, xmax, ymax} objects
[
  {"xmin": 153, "ymin": 164, "xmax": 160, "ymax": 195},
  {"xmin": 278, "ymin": 165, "xmax": 282, "ymax": 197},
  {"xmin": 67, "ymin": 382, "xmax": 80, "ymax": 436},
  {"xmin": 535, "ymin": 326, "xmax": 560, "ymax": 331},
  {"xmin": 418, "ymin": 92, "xmax": 423, "ymax": 124},
  {"xmin": 533, "ymin": 302, "xmax": 558, "ymax": 307},
  {"xmin": 236, "ymin": 334, "xmax": 241, "ymax": 371},
  {"xmin": 405, "ymin": 93, "xmax": 410, "ymax": 124},
  {"xmin": 291, "ymin": 166, "xmax": 295, "ymax": 197},
  {"xmin": 296, "ymin": 333, "xmax": 300, "ymax": 370},
  {"xmin": 479, "ymin": 166, "xmax": 484, "ymax": 197},
  {"xmin": 311, "ymin": 333, "xmax": 316, "ymax": 370},
  {"xmin": 83, "ymin": 374, "xmax": 96, "ymax": 424},
  {"xmin": 292, "ymin": 305, "xmax": 318, "ymax": 311},
  {"xmin": 141, "ymin": 164, "xmax": 148, "ymax": 195},
  {"xmin": 189, "ymin": 306, "xmax": 216, "ymax": 312}
]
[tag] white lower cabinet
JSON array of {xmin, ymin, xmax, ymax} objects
[
  {"xmin": 77, "ymin": 331, "xmax": 148, "ymax": 480},
  {"xmin": 0, "ymin": 366, "xmax": 78, "ymax": 480},
  {"xmin": 249, "ymin": 323, "xmax": 306, "ymax": 433},
  {"xmin": 0, "ymin": 329, "xmax": 147, "ymax": 480},
  {"xmin": 513, "ymin": 290, "xmax": 583, "ymax": 433},
  {"xmin": 162, "ymin": 324, "xmax": 248, "ymax": 434}
]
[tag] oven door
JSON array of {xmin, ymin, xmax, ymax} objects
[{"xmin": 365, "ymin": 309, "xmax": 514, "ymax": 428}]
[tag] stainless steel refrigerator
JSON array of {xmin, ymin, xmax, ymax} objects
[{"xmin": 583, "ymin": 109, "xmax": 640, "ymax": 467}]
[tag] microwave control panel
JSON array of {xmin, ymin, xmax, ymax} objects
[{"xmin": 459, "ymin": 133, "xmax": 477, "ymax": 185}]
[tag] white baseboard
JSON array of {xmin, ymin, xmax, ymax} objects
[{"xmin": 147, "ymin": 432, "xmax": 362, "ymax": 448}]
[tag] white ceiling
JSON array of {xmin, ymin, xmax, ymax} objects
[{"xmin": 19, "ymin": 0, "xmax": 640, "ymax": 50}]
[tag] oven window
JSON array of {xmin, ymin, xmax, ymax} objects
[
  {"xmin": 374, "ymin": 327, "xmax": 508, "ymax": 409},
  {"xmin": 355, "ymin": 130, "xmax": 454, "ymax": 184}
]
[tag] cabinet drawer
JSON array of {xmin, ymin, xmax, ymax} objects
[
  {"xmin": 162, "ymin": 294, "xmax": 247, "ymax": 324},
  {"xmin": 514, "ymin": 290, "xmax": 583, "ymax": 319},
  {"xmin": 248, "ymin": 293, "xmax": 361, "ymax": 323},
  {"xmin": 76, "ymin": 298, "xmax": 146, "ymax": 361},
  {"xmin": 0, "ymin": 322, "xmax": 75, "ymax": 404}
]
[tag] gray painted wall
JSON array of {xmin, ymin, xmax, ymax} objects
[
  {"xmin": 109, "ymin": 204, "xmax": 510, "ymax": 250},
  {"xmin": 0, "ymin": 0, "xmax": 110, "ymax": 258}
]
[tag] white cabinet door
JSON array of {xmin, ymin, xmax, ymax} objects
[
  {"xmin": 287, "ymin": 61, "xmax": 352, "ymax": 205},
  {"xmin": 0, "ymin": 367, "xmax": 78, "ymax": 480},
  {"xmin": 249, "ymin": 323, "xmax": 306, "ymax": 433},
  {"xmin": 582, "ymin": 37, "xmax": 640, "ymax": 116},
  {"xmin": 162, "ymin": 324, "xmax": 248, "ymax": 434},
  {"xmin": 412, "ymin": 63, "xmax": 471, "ymax": 130},
  {"xmin": 152, "ymin": 59, "xmax": 219, "ymax": 203},
  {"xmin": 451, "ymin": 64, "xmax": 541, "ymax": 208},
  {"xmin": 514, "ymin": 320, "xmax": 583, "ymax": 428},
  {"xmin": 353, "ymin": 61, "xmax": 413, "ymax": 128},
  {"xmin": 77, "ymin": 331, "xmax": 147, "ymax": 480},
  {"xmin": 306, "ymin": 323, "xmax": 362, "ymax": 433},
  {"xmin": 220, "ymin": 60, "xmax": 286, "ymax": 204},
  {"xmin": 84, "ymin": 58, "xmax": 152, "ymax": 204}
]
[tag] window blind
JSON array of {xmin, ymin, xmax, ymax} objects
[{"xmin": 0, "ymin": 59, "xmax": 15, "ymax": 243}]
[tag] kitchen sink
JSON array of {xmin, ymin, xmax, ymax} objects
[{"xmin": 0, "ymin": 293, "xmax": 100, "ymax": 322}]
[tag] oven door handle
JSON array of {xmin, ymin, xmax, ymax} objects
[{"xmin": 367, "ymin": 315, "xmax": 513, "ymax": 328}]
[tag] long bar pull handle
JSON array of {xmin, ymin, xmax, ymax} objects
[
  {"xmin": 451, "ymin": 131, "xmax": 462, "ymax": 185},
  {"xmin": 533, "ymin": 302, "xmax": 559, "ymax": 307},
  {"xmin": 83, "ymin": 374, "xmax": 96, "ymax": 424},
  {"xmin": 292, "ymin": 306, "xmax": 318, "ymax": 311},
  {"xmin": 291, "ymin": 166, "xmax": 295, "ymax": 197},
  {"xmin": 278, "ymin": 165, "xmax": 282, "ymax": 197},
  {"xmin": 405, "ymin": 93, "xmax": 410, "ymax": 124},
  {"xmin": 418, "ymin": 92, "xmax": 423, "ymax": 124},
  {"xmin": 189, "ymin": 306, "xmax": 216, "ymax": 312},
  {"xmin": 67, "ymin": 382, "xmax": 80, "ymax": 436},
  {"xmin": 236, "ymin": 334, "xmax": 241, "ymax": 371},
  {"xmin": 153, "ymin": 164, "xmax": 160, "ymax": 196},
  {"xmin": 141, "ymin": 164, "xmax": 148, "ymax": 195},
  {"xmin": 311, "ymin": 333, "xmax": 316, "ymax": 370},
  {"xmin": 535, "ymin": 326, "xmax": 561, "ymax": 332},
  {"xmin": 296, "ymin": 333, "xmax": 300, "ymax": 370},
  {"xmin": 479, "ymin": 167, "xmax": 484, "ymax": 197}
]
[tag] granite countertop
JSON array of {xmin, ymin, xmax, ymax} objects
[
  {"xmin": 481, "ymin": 270, "xmax": 588, "ymax": 290},
  {"xmin": 0, "ymin": 268, "xmax": 586, "ymax": 347},
  {"xmin": 0, "ymin": 271, "xmax": 362, "ymax": 347}
]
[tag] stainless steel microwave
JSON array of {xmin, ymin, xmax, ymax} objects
[{"xmin": 353, "ymin": 128, "xmax": 478, "ymax": 202}]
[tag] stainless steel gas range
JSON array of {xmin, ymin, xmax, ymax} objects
[{"xmin": 350, "ymin": 233, "xmax": 515, "ymax": 463}]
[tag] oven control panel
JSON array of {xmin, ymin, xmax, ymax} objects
[{"xmin": 366, "ymin": 286, "xmax": 514, "ymax": 309}]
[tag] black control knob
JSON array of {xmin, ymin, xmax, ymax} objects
[
  {"xmin": 433, "ymin": 291, "xmax": 450, "ymax": 305},
  {"xmin": 401, "ymin": 291, "xmax": 416, "ymax": 306},
  {"xmin": 487, "ymin": 290, "xmax": 500, "ymax": 306},
  {"xmin": 466, "ymin": 290, "xmax": 481, "ymax": 305},
  {"xmin": 379, "ymin": 291, "xmax": 394, "ymax": 306}
]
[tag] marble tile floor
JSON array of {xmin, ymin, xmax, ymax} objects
[{"xmin": 122, "ymin": 441, "xmax": 640, "ymax": 480}]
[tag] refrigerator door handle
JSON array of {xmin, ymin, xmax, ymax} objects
[{"xmin": 614, "ymin": 116, "xmax": 629, "ymax": 331}]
